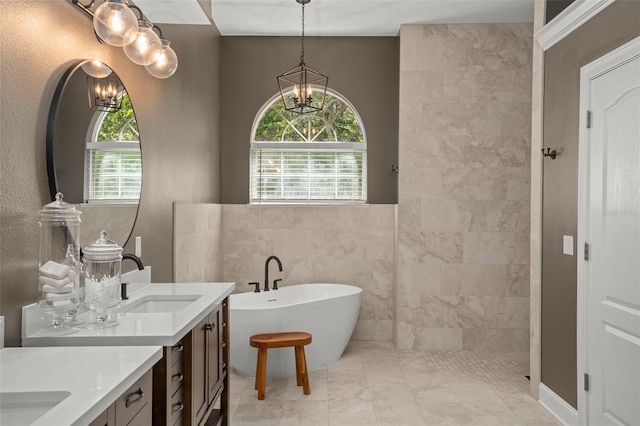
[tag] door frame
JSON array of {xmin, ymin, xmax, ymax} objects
[{"xmin": 577, "ymin": 34, "xmax": 640, "ymax": 425}]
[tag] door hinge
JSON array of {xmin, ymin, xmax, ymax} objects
[
  {"xmin": 587, "ymin": 111, "xmax": 592, "ymax": 128},
  {"xmin": 584, "ymin": 243, "xmax": 590, "ymax": 261},
  {"xmin": 584, "ymin": 373, "xmax": 590, "ymax": 391}
]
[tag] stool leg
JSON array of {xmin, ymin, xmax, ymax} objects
[
  {"xmin": 254, "ymin": 348, "xmax": 260, "ymax": 390},
  {"xmin": 257, "ymin": 348, "xmax": 267, "ymax": 400},
  {"xmin": 299, "ymin": 346, "xmax": 310, "ymax": 395},
  {"xmin": 294, "ymin": 346, "xmax": 303, "ymax": 386}
]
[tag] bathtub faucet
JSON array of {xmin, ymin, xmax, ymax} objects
[{"xmin": 264, "ymin": 255, "xmax": 283, "ymax": 292}]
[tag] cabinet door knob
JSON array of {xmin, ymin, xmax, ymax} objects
[
  {"xmin": 222, "ymin": 322, "xmax": 227, "ymax": 328},
  {"xmin": 221, "ymin": 342, "xmax": 226, "ymax": 348},
  {"xmin": 172, "ymin": 401, "xmax": 184, "ymax": 413},
  {"xmin": 125, "ymin": 388, "xmax": 145, "ymax": 408},
  {"xmin": 172, "ymin": 343, "xmax": 184, "ymax": 352},
  {"xmin": 205, "ymin": 323, "xmax": 215, "ymax": 331},
  {"xmin": 172, "ymin": 372, "xmax": 184, "ymax": 382},
  {"xmin": 222, "ymin": 362, "xmax": 227, "ymax": 369}
]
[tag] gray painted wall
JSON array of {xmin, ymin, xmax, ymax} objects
[
  {"xmin": 541, "ymin": 0, "xmax": 640, "ymax": 408},
  {"xmin": 220, "ymin": 36, "xmax": 399, "ymax": 204},
  {"xmin": 545, "ymin": 0, "xmax": 575, "ymax": 23},
  {"xmin": 0, "ymin": 1, "xmax": 221, "ymax": 346}
]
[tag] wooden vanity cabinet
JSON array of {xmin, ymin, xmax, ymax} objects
[
  {"xmin": 89, "ymin": 369, "xmax": 153, "ymax": 426},
  {"xmin": 153, "ymin": 297, "xmax": 229, "ymax": 426},
  {"xmin": 187, "ymin": 299, "xmax": 229, "ymax": 426},
  {"xmin": 153, "ymin": 338, "xmax": 187, "ymax": 425}
]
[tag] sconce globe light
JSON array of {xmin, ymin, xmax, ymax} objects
[
  {"xmin": 93, "ymin": 0, "xmax": 139, "ymax": 47},
  {"xmin": 277, "ymin": 0, "xmax": 328, "ymax": 114},
  {"xmin": 81, "ymin": 59, "xmax": 113, "ymax": 78},
  {"xmin": 123, "ymin": 20, "xmax": 162, "ymax": 65},
  {"xmin": 73, "ymin": 0, "xmax": 178, "ymax": 79},
  {"xmin": 144, "ymin": 39, "xmax": 178, "ymax": 79}
]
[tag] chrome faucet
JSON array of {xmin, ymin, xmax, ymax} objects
[{"xmin": 264, "ymin": 255, "xmax": 282, "ymax": 291}]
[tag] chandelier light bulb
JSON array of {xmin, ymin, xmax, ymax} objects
[
  {"xmin": 124, "ymin": 20, "xmax": 162, "ymax": 65},
  {"xmin": 145, "ymin": 39, "xmax": 178, "ymax": 79},
  {"xmin": 93, "ymin": 0, "xmax": 139, "ymax": 47}
]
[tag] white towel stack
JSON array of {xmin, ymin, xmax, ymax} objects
[{"xmin": 39, "ymin": 260, "xmax": 77, "ymax": 307}]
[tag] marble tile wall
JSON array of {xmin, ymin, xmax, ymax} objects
[
  {"xmin": 221, "ymin": 204, "xmax": 396, "ymax": 341},
  {"xmin": 173, "ymin": 203, "xmax": 223, "ymax": 282},
  {"xmin": 396, "ymin": 24, "xmax": 533, "ymax": 351}
]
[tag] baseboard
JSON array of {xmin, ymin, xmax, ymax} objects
[{"xmin": 539, "ymin": 383, "xmax": 579, "ymax": 426}]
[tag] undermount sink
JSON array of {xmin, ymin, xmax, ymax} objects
[
  {"xmin": 119, "ymin": 295, "xmax": 201, "ymax": 314},
  {"xmin": 0, "ymin": 391, "xmax": 71, "ymax": 425}
]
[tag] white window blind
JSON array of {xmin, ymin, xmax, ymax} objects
[
  {"xmin": 251, "ymin": 148, "xmax": 366, "ymax": 202},
  {"xmin": 86, "ymin": 142, "xmax": 141, "ymax": 202}
]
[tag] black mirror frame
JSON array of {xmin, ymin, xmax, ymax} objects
[{"xmin": 46, "ymin": 60, "xmax": 142, "ymax": 247}]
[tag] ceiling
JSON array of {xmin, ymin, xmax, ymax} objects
[{"xmin": 137, "ymin": 0, "xmax": 535, "ymax": 37}]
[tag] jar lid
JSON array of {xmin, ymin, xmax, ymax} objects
[
  {"xmin": 38, "ymin": 192, "xmax": 82, "ymax": 220},
  {"xmin": 83, "ymin": 230, "xmax": 123, "ymax": 261}
]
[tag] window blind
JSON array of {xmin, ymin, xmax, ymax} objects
[
  {"xmin": 251, "ymin": 149, "xmax": 366, "ymax": 202},
  {"xmin": 87, "ymin": 149, "xmax": 142, "ymax": 202}
]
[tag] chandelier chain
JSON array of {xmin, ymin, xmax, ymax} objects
[{"xmin": 300, "ymin": 2, "xmax": 305, "ymax": 64}]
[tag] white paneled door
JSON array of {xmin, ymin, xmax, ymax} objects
[{"xmin": 580, "ymin": 37, "xmax": 640, "ymax": 425}]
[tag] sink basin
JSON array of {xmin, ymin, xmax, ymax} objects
[
  {"xmin": 119, "ymin": 295, "xmax": 201, "ymax": 314},
  {"xmin": 0, "ymin": 391, "xmax": 70, "ymax": 425}
]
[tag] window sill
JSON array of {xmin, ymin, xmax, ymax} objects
[{"xmin": 247, "ymin": 201, "xmax": 369, "ymax": 207}]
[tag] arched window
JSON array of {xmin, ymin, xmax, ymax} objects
[
  {"xmin": 250, "ymin": 89, "xmax": 367, "ymax": 203},
  {"xmin": 85, "ymin": 93, "xmax": 142, "ymax": 202}
]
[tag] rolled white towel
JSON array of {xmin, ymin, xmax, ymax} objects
[
  {"xmin": 39, "ymin": 275, "xmax": 71, "ymax": 289},
  {"xmin": 39, "ymin": 261, "xmax": 70, "ymax": 280},
  {"xmin": 45, "ymin": 290, "xmax": 76, "ymax": 302},
  {"xmin": 42, "ymin": 284, "xmax": 73, "ymax": 294},
  {"xmin": 51, "ymin": 300, "xmax": 74, "ymax": 308}
]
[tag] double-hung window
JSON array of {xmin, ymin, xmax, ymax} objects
[
  {"xmin": 85, "ymin": 93, "xmax": 142, "ymax": 203},
  {"xmin": 250, "ymin": 89, "xmax": 367, "ymax": 203}
]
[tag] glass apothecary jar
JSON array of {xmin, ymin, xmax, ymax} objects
[
  {"xmin": 82, "ymin": 230, "xmax": 122, "ymax": 329},
  {"xmin": 37, "ymin": 192, "xmax": 82, "ymax": 336}
]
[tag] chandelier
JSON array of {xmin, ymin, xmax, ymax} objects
[
  {"xmin": 87, "ymin": 72, "xmax": 124, "ymax": 112},
  {"xmin": 277, "ymin": 0, "xmax": 328, "ymax": 114}
]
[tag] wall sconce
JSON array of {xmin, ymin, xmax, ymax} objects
[
  {"xmin": 72, "ymin": 0, "xmax": 178, "ymax": 78},
  {"xmin": 541, "ymin": 147, "xmax": 557, "ymax": 159}
]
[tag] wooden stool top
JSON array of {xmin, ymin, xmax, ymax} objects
[{"xmin": 250, "ymin": 332, "xmax": 312, "ymax": 349}]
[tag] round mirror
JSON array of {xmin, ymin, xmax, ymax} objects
[{"xmin": 46, "ymin": 60, "xmax": 142, "ymax": 247}]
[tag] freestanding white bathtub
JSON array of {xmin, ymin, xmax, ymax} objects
[{"xmin": 229, "ymin": 283, "xmax": 361, "ymax": 379}]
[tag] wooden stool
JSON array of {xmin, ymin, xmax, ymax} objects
[{"xmin": 249, "ymin": 331, "xmax": 312, "ymax": 400}]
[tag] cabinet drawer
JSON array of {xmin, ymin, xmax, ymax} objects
[
  {"xmin": 88, "ymin": 404, "xmax": 115, "ymax": 426},
  {"xmin": 171, "ymin": 340, "xmax": 185, "ymax": 367},
  {"xmin": 115, "ymin": 370, "xmax": 152, "ymax": 426},
  {"xmin": 170, "ymin": 385, "xmax": 185, "ymax": 426},
  {"xmin": 172, "ymin": 413, "xmax": 184, "ymax": 426},
  {"xmin": 170, "ymin": 355, "xmax": 185, "ymax": 397},
  {"xmin": 125, "ymin": 399, "xmax": 152, "ymax": 426}
]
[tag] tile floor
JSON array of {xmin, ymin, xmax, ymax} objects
[{"xmin": 229, "ymin": 341, "xmax": 559, "ymax": 425}]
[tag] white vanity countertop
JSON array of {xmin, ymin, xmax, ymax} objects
[
  {"xmin": 0, "ymin": 345, "xmax": 162, "ymax": 426},
  {"xmin": 22, "ymin": 282, "xmax": 235, "ymax": 347}
]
